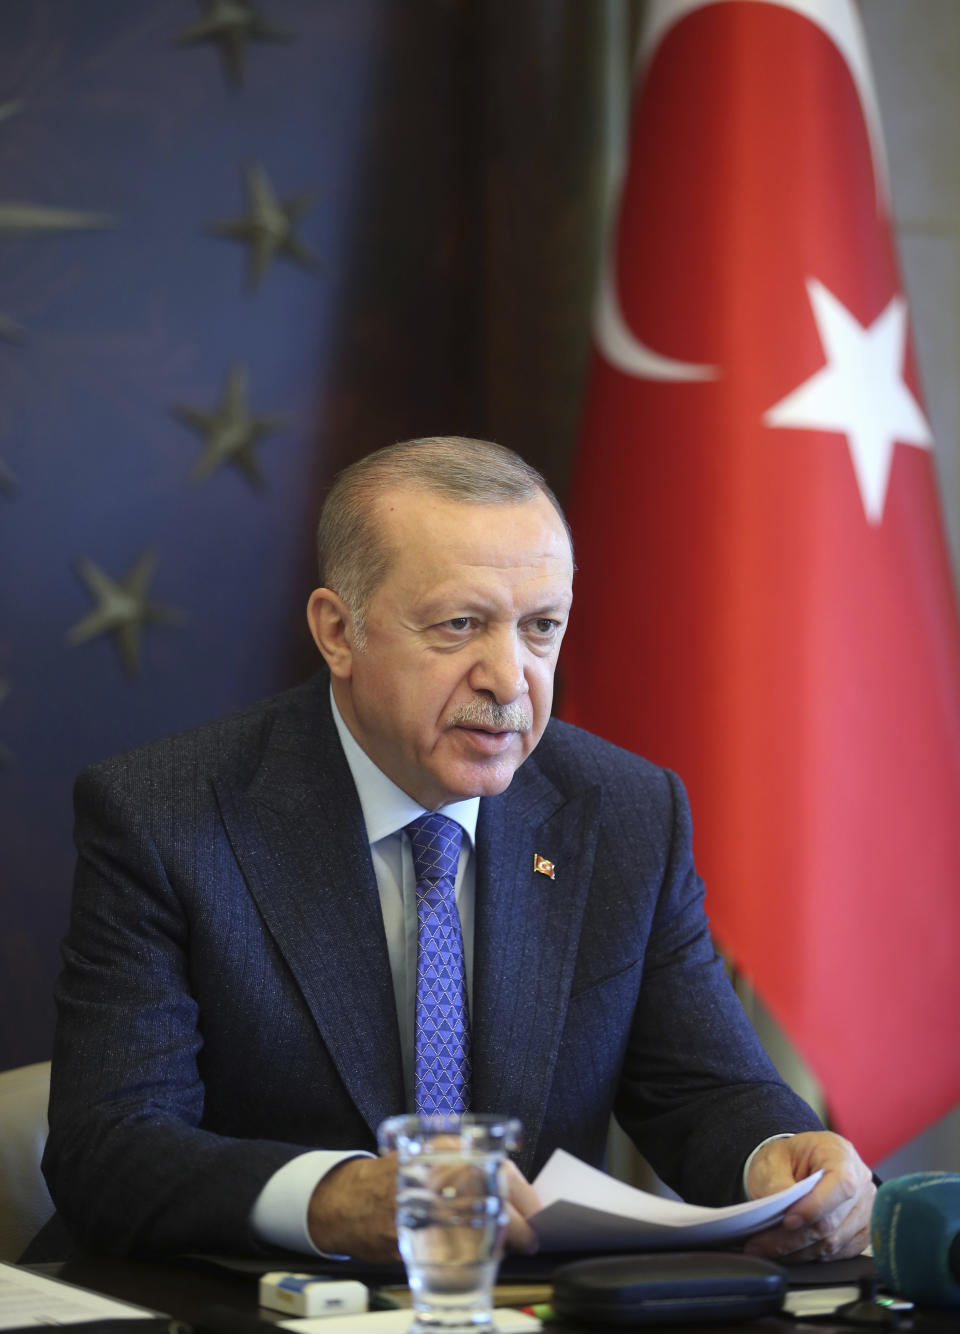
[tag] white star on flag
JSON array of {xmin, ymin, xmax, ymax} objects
[{"xmin": 763, "ymin": 278, "xmax": 932, "ymax": 523}]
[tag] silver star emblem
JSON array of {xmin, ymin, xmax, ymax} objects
[
  {"xmin": 209, "ymin": 162, "xmax": 316, "ymax": 289},
  {"xmin": 0, "ymin": 99, "xmax": 116, "ymax": 346},
  {"xmin": 176, "ymin": 0, "xmax": 292, "ymax": 89},
  {"xmin": 0, "ymin": 202, "xmax": 115, "ymax": 235},
  {"xmin": 173, "ymin": 364, "xmax": 284, "ymax": 489},
  {"xmin": 67, "ymin": 550, "xmax": 186, "ymax": 676}
]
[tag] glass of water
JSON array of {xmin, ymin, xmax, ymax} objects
[{"xmin": 378, "ymin": 1113, "xmax": 523, "ymax": 1334}]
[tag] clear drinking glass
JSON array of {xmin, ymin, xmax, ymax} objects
[{"xmin": 378, "ymin": 1113, "xmax": 523, "ymax": 1334}]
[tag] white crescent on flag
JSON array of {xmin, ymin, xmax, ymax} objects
[{"xmin": 595, "ymin": 0, "xmax": 890, "ymax": 383}]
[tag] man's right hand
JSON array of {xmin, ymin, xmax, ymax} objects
[
  {"xmin": 308, "ymin": 1155, "xmax": 400, "ymax": 1261},
  {"xmin": 306, "ymin": 1153, "xmax": 541, "ymax": 1261}
]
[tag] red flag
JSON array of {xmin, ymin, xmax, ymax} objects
[{"xmin": 561, "ymin": 0, "xmax": 960, "ymax": 1165}]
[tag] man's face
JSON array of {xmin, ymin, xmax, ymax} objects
[{"xmin": 320, "ymin": 488, "xmax": 573, "ymax": 810}]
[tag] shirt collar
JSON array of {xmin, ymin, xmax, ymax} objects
[{"xmin": 330, "ymin": 686, "xmax": 479, "ymax": 848}]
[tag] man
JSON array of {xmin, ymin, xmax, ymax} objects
[{"xmin": 41, "ymin": 436, "xmax": 874, "ymax": 1262}]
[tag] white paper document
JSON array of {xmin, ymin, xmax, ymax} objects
[
  {"xmin": 0, "ymin": 1262, "xmax": 157, "ymax": 1329},
  {"xmin": 529, "ymin": 1149, "xmax": 823, "ymax": 1252},
  {"xmin": 283, "ymin": 1311, "xmax": 540, "ymax": 1334}
]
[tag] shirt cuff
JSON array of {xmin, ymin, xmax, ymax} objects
[
  {"xmin": 742, "ymin": 1133, "xmax": 795, "ymax": 1199},
  {"xmin": 250, "ymin": 1149, "xmax": 376, "ymax": 1256}
]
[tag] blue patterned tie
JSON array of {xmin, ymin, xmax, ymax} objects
[{"xmin": 406, "ymin": 813, "xmax": 470, "ymax": 1114}]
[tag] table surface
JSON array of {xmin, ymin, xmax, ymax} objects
[{"xmin": 31, "ymin": 1252, "xmax": 960, "ymax": 1334}]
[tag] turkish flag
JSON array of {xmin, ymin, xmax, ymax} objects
[{"xmin": 561, "ymin": 0, "xmax": 960, "ymax": 1164}]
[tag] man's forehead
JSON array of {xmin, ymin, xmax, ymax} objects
[
  {"xmin": 367, "ymin": 487, "xmax": 573, "ymax": 611},
  {"xmin": 373, "ymin": 485, "xmax": 570, "ymax": 545}
]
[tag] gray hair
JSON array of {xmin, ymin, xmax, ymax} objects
[{"xmin": 316, "ymin": 435, "xmax": 570, "ymax": 644}]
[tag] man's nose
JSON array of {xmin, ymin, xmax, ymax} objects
[{"xmin": 469, "ymin": 630, "xmax": 527, "ymax": 703}]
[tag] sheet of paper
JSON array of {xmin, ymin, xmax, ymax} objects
[
  {"xmin": 529, "ymin": 1148, "xmax": 823, "ymax": 1252},
  {"xmin": 283, "ymin": 1309, "xmax": 541, "ymax": 1334},
  {"xmin": 0, "ymin": 1262, "xmax": 157, "ymax": 1329}
]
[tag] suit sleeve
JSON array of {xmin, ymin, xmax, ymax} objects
[
  {"xmin": 43, "ymin": 764, "xmax": 308, "ymax": 1256},
  {"xmin": 612, "ymin": 768, "xmax": 822, "ymax": 1205}
]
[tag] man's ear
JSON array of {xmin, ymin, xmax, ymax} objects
[{"xmin": 306, "ymin": 588, "xmax": 356, "ymax": 679}]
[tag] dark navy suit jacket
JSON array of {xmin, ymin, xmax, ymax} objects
[{"xmin": 41, "ymin": 673, "xmax": 820, "ymax": 1255}]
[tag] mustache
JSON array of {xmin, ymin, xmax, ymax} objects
[{"xmin": 450, "ymin": 698, "xmax": 532, "ymax": 732}]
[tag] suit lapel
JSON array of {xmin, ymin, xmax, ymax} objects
[
  {"xmin": 472, "ymin": 760, "xmax": 601, "ymax": 1177},
  {"xmin": 213, "ymin": 681, "xmax": 405, "ymax": 1140}
]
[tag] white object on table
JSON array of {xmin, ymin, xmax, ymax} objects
[
  {"xmin": 281, "ymin": 1308, "xmax": 540, "ymax": 1333},
  {"xmin": 0, "ymin": 1261, "xmax": 157, "ymax": 1329}
]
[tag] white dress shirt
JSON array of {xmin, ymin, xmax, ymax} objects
[{"xmin": 250, "ymin": 689, "xmax": 479, "ymax": 1253}]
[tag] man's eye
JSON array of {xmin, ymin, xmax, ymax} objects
[
  {"xmin": 530, "ymin": 618, "xmax": 560, "ymax": 635},
  {"xmin": 444, "ymin": 617, "xmax": 473, "ymax": 631}
]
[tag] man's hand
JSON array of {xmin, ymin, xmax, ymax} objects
[
  {"xmin": 307, "ymin": 1153, "xmax": 541, "ymax": 1261},
  {"xmin": 743, "ymin": 1131, "xmax": 875, "ymax": 1262},
  {"xmin": 501, "ymin": 1159, "xmax": 541, "ymax": 1255},
  {"xmin": 308, "ymin": 1155, "xmax": 400, "ymax": 1261}
]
